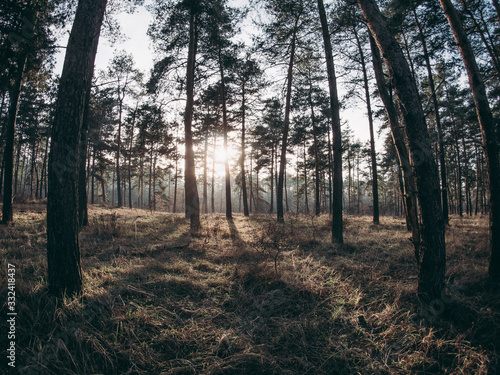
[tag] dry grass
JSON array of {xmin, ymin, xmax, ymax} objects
[{"xmin": 0, "ymin": 206, "xmax": 498, "ymax": 374}]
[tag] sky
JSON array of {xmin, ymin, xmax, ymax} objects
[{"xmin": 53, "ymin": 1, "xmax": 382, "ymax": 153}]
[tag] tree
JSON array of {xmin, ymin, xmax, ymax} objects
[
  {"xmin": 439, "ymin": 0, "xmax": 500, "ymax": 279},
  {"xmin": 1, "ymin": 0, "xmax": 60, "ymax": 223},
  {"xmin": 317, "ymin": 0, "xmax": 343, "ymax": 243},
  {"xmin": 47, "ymin": 0, "xmax": 107, "ymax": 295},
  {"xmin": 234, "ymin": 54, "xmax": 263, "ymax": 217},
  {"xmin": 357, "ymin": 0, "xmax": 445, "ymax": 302},
  {"xmin": 103, "ymin": 51, "xmax": 142, "ymax": 208}
]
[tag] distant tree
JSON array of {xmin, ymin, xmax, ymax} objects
[{"xmin": 234, "ymin": 54, "xmax": 264, "ymax": 217}]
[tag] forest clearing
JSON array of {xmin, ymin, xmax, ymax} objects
[{"xmin": 1, "ymin": 205, "xmax": 498, "ymax": 374}]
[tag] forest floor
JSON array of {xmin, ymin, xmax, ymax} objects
[{"xmin": 1, "ymin": 204, "xmax": 499, "ymax": 374}]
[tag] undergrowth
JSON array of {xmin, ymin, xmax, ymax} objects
[{"xmin": 0, "ymin": 206, "xmax": 498, "ymax": 374}]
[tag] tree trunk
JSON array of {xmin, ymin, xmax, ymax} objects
[
  {"xmin": 277, "ymin": 17, "xmax": 299, "ymax": 223},
  {"xmin": 203, "ymin": 128, "xmax": 208, "ymax": 214},
  {"xmin": 115, "ymin": 82, "xmax": 123, "ymax": 208},
  {"xmin": 353, "ymin": 25, "xmax": 379, "ymax": 224},
  {"xmin": 359, "ymin": 0, "xmax": 445, "ymax": 302},
  {"xmin": 78, "ymin": 87, "xmax": 91, "ymax": 228},
  {"xmin": 2, "ymin": 54, "xmax": 28, "ymax": 223},
  {"xmin": 184, "ymin": 12, "xmax": 200, "ymax": 230},
  {"xmin": 219, "ymin": 49, "xmax": 232, "ymax": 219},
  {"xmin": 317, "ymin": 0, "xmax": 343, "ymax": 243},
  {"xmin": 212, "ymin": 134, "xmax": 216, "ymax": 213},
  {"xmin": 308, "ymin": 79, "xmax": 321, "ymax": 216},
  {"xmin": 241, "ymin": 84, "xmax": 249, "ymax": 216},
  {"xmin": 413, "ymin": 9, "xmax": 449, "ymax": 225},
  {"xmin": 269, "ymin": 145, "xmax": 274, "ymax": 213},
  {"xmin": 439, "ymin": 0, "xmax": 500, "ymax": 279},
  {"xmin": 47, "ymin": 0, "xmax": 107, "ymax": 295}
]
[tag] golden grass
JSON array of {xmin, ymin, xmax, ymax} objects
[{"xmin": 0, "ymin": 206, "xmax": 497, "ymax": 374}]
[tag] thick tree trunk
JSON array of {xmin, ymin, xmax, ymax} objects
[
  {"xmin": 439, "ymin": 0, "xmax": 500, "ymax": 279},
  {"xmin": 184, "ymin": 12, "xmax": 200, "ymax": 229},
  {"xmin": 317, "ymin": 0, "xmax": 343, "ymax": 243},
  {"xmin": 359, "ymin": 0, "xmax": 445, "ymax": 302},
  {"xmin": 277, "ymin": 17, "xmax": 299, "ymax": 223},
  {"xmin": 369, "ymin": 32, "xmax": 420, "ymax": 242},
  {"xmin": 47, "ymin": 0, "xmax": 107, "ymax": 295}
]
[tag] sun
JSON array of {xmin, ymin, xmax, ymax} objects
[{"xmin": 211, "ymin": 145, "xmax": 238, "ymax": 178}]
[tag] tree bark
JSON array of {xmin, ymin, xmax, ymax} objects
[
  {"xmin": 359, "ymin": 0, "xmax": 445, "ymax": 302},
  {"xmin": 317, "ymin": 0, "xmax": 343, "ymax": 243},
  {"xmin": 439, "ymin": 0, "xmax": 500, "ymax": 279},
  {"xmin": 47, "ymin": 0, "xmax": 107, "ymax": 295}
]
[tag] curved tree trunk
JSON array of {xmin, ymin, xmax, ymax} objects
[
  {"xmin": 369, "ymin": 32, "xmax": 419, "ymax": 242},
  {"xmin": 358, "ymin": 0, "xmax": 445, "ymax": 303}
]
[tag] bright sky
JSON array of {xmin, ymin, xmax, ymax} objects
[{"xmin": 53, "ymin": 1, "xmax": 383, "ymax": 158}]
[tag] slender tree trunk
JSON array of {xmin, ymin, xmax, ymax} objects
[
  {"xmin": 353, "ymin": 25, "xmax": 379, "ymax": 224},
  {"xmin": 249, "ymin": 148, "xmax": 253, "ymax": 213},
  {"xmin": 277, "ymin": 17, "xmax": 299, "ymax": 223},
  {"xmin": 308, "ymin": 79, "xmax": 320, "ymax": 216},
  {"xmin": 115, "ymin": 83, "xmax": 123, "ymax": 208},
  {"xmin": 78, "ymin": 86, "xmax": 91, "ymax": 227},
  {"xmin": 270, "ymin": 145, "xmax": 274, "ymax": 214},
  {"xmin": 241, "ymin": 84, "xmax": 249, "ymax": 216},
  {"xmin": 360, "ymin": 0, "xmax": 445, "ymax": 302},
  {"xmin": 317, "ymin": 0, "xmax": 343, "ymax": 243},
  {"xmin": 219, "ymin": 50, "xmax": 232, "ymax": 219},
  {"xmin": 440, "ymin": 0, "xmax": 500, "ymax": 279},
  {"xmin": 203, "ymin": 128, "xmax": 208, "ymax": 214},
  {"xmin": 303, "ymin": 142, "xmax": 309, "ymax": 214},
  {"xmin": 173, "ymin": 129, "xmax": 178, "ymax": 213},
  {"xmin": 184, "ymin": 12, "xmax": 200, "ymax": 229},
  {"xmin": 212, "ymin": 134, "xmax": 216, "ymax": 213},
  {"xmin": 2, "ymin": 54, "xmax": 28, "ymax": 223},
  {"xmin": 128, "ymin": 105, "xmax": 137, "ymax": 209},
  {"xmin": 413, "ymin": 10, "xmax": 449, "ymax": 224},
  {"xmin": 47, "ymin": 0, "xmax": 107, "ymax": 295}
]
